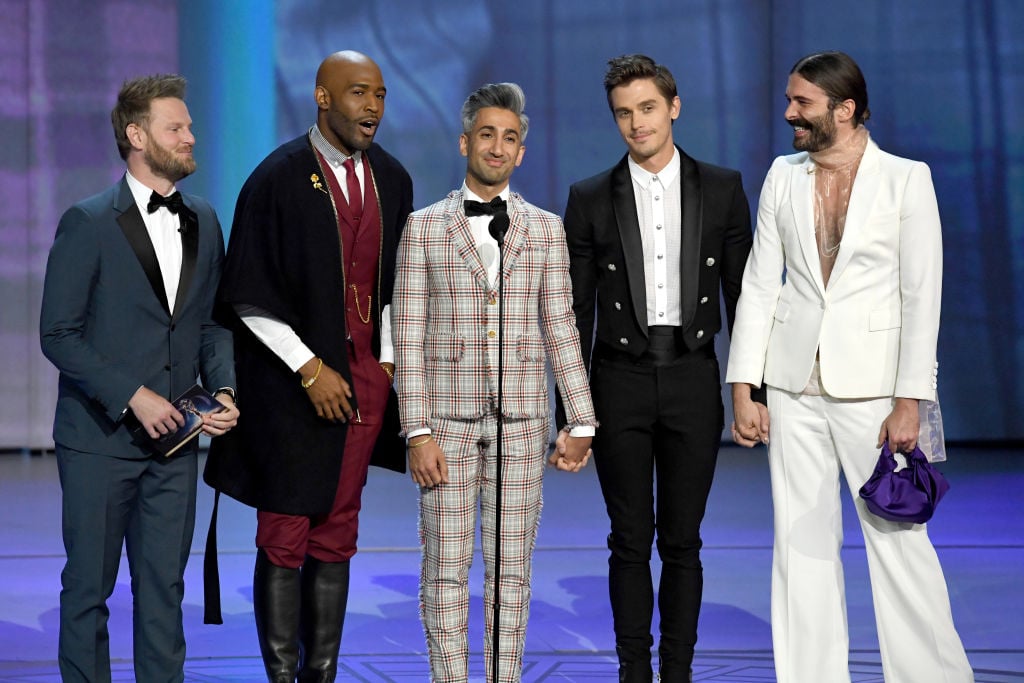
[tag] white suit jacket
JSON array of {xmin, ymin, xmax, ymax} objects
[{"xmin": 726, "ymin": 139, "xmax": 941, "ymax": 401}]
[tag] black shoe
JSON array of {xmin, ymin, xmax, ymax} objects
[
  {"xmin": 253, "ymin": 548, "xmax": 301, "ymax": 682},
  {"xmin": 297, "ymin": 557, "xmax": 350, "ymax": 683}
]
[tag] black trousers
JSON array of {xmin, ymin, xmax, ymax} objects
[{"xmin": 591, "ymin": 329, "xmax": 723, "ymax": 678}]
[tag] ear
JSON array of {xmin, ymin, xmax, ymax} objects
[
  {"xmin": 513, "ymin": 144, "xmax": 526, "ymax": 168},
  {"xmin": 315, "ymin": 85, "xmax": 329, "ymax": 110},
  {"xmin": 459, "ymin": 134, "xmax": 468, "ymax": 158},
  {"xmin": 669, "ymin": 95, "xmax": 681, "ymax": 121},
  {"xmin": 126, "ymin": 122, "xmax": 145, "ymax": 151},
  {"xmin": 834, "ymin": 98, "xmax": 856, "ymax": 125}
]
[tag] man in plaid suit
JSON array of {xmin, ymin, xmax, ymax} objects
[{"xmin": 393, "ymin": 82, "xmax": 598, "ymax": 682}]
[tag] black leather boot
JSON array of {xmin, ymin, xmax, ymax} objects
[
  {"xmin": 297, "ymin": 557, "xmax": 350, "ymax": 683},
  {"xmin": 253, "ymin": 548, "xmax": 301, "ymax": 683}
]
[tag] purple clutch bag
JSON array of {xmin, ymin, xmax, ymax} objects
[{"xmin": 858, "ymin": 441, "xmax": 950, "ymax": 524}]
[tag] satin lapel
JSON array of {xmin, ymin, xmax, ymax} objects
[
  {"xmin": 827, "ymin": 141, "xmax": 881, "ymax": 289},
  {"xmin": 445, "ymin": 193, "xmax": 490, "ymax": 290},
  {"xmin": 791, "ymin": 157, "xmax": 826, "ymax": 296},
  {"xmin": 611, "ymin": 160, "xmax": 648, "ymax": 335},
  {"xmin": 171, "ymin": 204, "xmax": 199, "ymax": 320},
  {"xmin": 679, "ymin": 152, "xmax": 702, "ymax": 328},
  {"xmin": 116, "ymin": 185, "xmax": 170, "ymax": 315}
]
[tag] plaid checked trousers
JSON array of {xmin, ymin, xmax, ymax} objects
[{"xmin": 418, "ymin": 412, "xmax": 549, "ymax": 682}]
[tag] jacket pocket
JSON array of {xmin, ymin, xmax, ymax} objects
[
  {"xmin": 773, "ymin": 300, "xmax": 791, "ymax": 323},
  {"xmin": 869, "ymin": 307, "xmax": 902, "ymax": 331},
  {"xmin": 516, "ymin": 335, "xmax": 545, "ymax": 362},
  {"xmin": 425, "ymin": 333, "xmax": 465, "ymax": 361}
]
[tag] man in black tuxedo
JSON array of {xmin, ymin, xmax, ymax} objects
[
  {"xmin": 39, "ymin": 74, "xmax": 238, "ymax": 682},
  {"xmin": 562, "ymin": 54, "xmax": 752, "ymax": 682}
]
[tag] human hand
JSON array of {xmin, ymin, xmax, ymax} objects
[
  {"xmin": 202, "ymin": 392, "xmax": 239, "ymax": 437},
  {"xmin": 878, "ymin": 398, "xmax": 920, "ymax": 452},
  {"xmin": 731, "ymin": 384, "xmax": 770, "ymax": 447},
  {"xmin": 128, "ymin": 386, "xmax": 185, "ymax": 439},
  {"xmin": 300, "ymin": 358, "xmax": 353, "ymax": 422},
  {"xmin": 548, "ymin": 430, "xmax": 592, "ymax": 472},
  {"xmin": 409, "ymin": 436, "xmax": 448, "ymax": 488}
]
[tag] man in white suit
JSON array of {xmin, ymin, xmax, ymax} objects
[{"xmin": 727, "ymin": 52, "xmax": 973, "ymax": 682}]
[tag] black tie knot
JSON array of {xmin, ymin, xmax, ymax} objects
[
  {"xmin": 464, "ymin": 196, "xmax": 506, "ymax": 217},
  {"xmin": 148, "ymin": 190, "xmax": 185, "ymax": 215}
]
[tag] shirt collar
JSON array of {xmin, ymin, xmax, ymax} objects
[
  {"xmin": 309, "ymin": 124, "xmax": 362, "ymax": 168},
  {"xmin": 125, "ymin": 170, "xmax": 177, "ymax": 212},
  {"xmin": 461, "ymin": 183, "xmax": 510, "ymax": 205},
  {"xmin": 627, "ymin": 146, "xmax": 681, "ymax": 190}
]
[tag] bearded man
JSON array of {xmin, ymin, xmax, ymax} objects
[{"xmin": 40, "ymin": 74, "xmax": 238, "ymax": 682}]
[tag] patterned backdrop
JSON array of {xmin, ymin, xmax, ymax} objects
[{"xmin": 2, "ymin": 0, "xmax": 1021, "ymax": 446}]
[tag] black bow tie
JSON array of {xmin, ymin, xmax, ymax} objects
[
  {"xmin": 464, "ymin": 196, "xmax": 507, "ymax": 217},
  {"xmin": 147, "ymin": 190, "xmax": 185, "ymax": 215}
]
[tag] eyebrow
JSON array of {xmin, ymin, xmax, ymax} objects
[
  {"xmin": 479, "ymin": 125, "xmax": 519, "ymax": 137},
  {"xmin": 614, "ymin": 98, "xmax": 659, "ymax": 113},
  {"xmin": 350, "ymin": 82, "xmax": 387, "ymax": 93}
]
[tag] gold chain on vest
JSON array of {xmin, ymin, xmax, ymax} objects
[{"xmin": 350, "ymin": 283, "xmax": 372, "ymax": 324}]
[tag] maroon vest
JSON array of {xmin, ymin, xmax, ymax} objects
[{"xmin": 317, "ymin": 151, "xmax": 386, "ymax": 423}]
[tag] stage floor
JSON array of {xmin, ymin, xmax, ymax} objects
[{"xmin": 0, "ymin": 445, "xmax": 1020, "ymax": 681}]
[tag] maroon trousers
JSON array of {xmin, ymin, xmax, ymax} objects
[{"xmin": 256, "ymin": 349, "xmax": 391, "ymax": 568}]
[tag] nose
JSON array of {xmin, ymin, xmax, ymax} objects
[
  {"xmin": 784, "ymin": 101, "xmax": 798, "ymax": 121},
  {"xmin": 182, "ymin": 127, "xmax": 196, "ymax": 145}
]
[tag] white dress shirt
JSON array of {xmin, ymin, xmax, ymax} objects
[
  {"xmin": 125, "ymin": 171, "xmax": 182, "ymax": 312},
  {"xmin": 628, "ymin": 149, "xmax": 683, "ymax": 327}
]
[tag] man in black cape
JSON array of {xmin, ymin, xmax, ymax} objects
[{"xmin": 204, "ymin": 51, "xmax": 413, "ymax": 682}]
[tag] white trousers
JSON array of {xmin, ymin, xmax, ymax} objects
[{"xmin": 766, "ymin": 387, "xmax": 973, "ymax": 683}]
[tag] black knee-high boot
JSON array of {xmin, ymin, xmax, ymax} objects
[
  {"xmin": 253, "ymin": 548, "xmax": 301, "ymax": 683},
  {"xmin": 297, "ymin": 557, "xmax": 350, "ymax": 683}
]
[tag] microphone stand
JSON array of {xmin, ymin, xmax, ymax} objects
[{"xmin": 487, "ymin": 210, "xmax": 509, "ymax": 683}]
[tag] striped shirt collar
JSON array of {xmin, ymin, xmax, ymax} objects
[{"xmin": 309, "ymin": 124, "xmax": 363, "ymax": 168}]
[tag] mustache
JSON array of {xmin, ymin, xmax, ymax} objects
[{"xmin": 789, "ymin": 117, "xmax": 814, "ymax": 129}]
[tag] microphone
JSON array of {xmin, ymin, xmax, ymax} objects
[{"xmin": 488, "ymin": 211, "xmax": 509, "ymax": 247}]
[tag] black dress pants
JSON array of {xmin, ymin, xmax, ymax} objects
[{"xmin": 591, "ymin": 330, "xmax": 723, "ymax": 681}]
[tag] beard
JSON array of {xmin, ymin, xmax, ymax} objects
[
  {"xmin": 791, "ymin": 109, "xmax": 837, "ymax": 153},
  {"xmin": 144, "ymin": 139, "xmax": 196, "ymax": 182}
]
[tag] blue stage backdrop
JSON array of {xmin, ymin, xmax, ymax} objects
[{"xmin": 2, "ymin": 0, "xmax": 1021, "ymax": 446}]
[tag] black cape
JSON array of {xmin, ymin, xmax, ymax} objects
[{"xmin": 205, "ymin": 135, "xmax": 413, "ymax": 516}]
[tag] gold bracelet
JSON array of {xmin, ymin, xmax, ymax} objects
[
  {"xmin": 408, "ymin": 436, "xmax": 433, "ymax": 449},
  {"xmin": 380, "ymin": 363, "xmax": 394, "ymax": 383},
  {"xmin": 301, "ymin": 358, "xmax": 323, "ymax": 390}
]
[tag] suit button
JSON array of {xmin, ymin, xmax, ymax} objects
[
  {"xmin": 607, "ymin": 263, "xmax": 617, "ymax": 271},
  {"xmin": 487, "ymin": 330, "xmax": 496, "ymax": 339},
  {"xmin": 700, "ymin": 296, "xmax": 709, "ymax": 304},
  {"xmin": 614, "ymin": 302, "xmax": 622, "ymax": 310},
  {"xmin": 696, "ymin": 330, "xmax": 704, "ymax": 339},
  {"xmin": 619, "ymin": 337, "xmax": 629, "ymax": 346},
  {"xmin": 705, "ymin": 257, "xmax": 715, "ymax": 267},
  {"xmin": 164, "ymin": 364, "xmax": 171, "ymax": 371}
]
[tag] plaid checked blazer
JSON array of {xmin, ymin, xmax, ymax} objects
[{"xmin": 393, "ymin": 189, "xmax": 597, "ymax": 434}]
